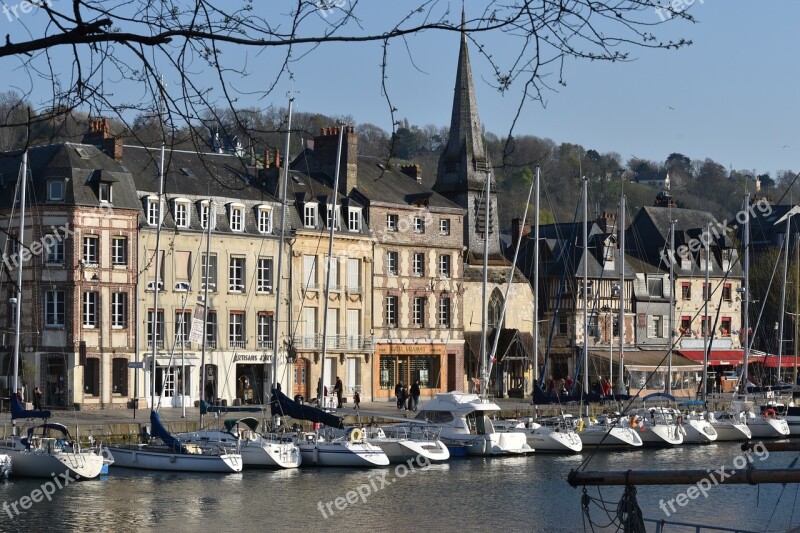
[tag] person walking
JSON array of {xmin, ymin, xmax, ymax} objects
[
  {"xmin": 334, "ymin": 377, "xmax": 344, "ymax": 408},
  {"xmin": 400, "ymin": 382, "xmax": 408, "ymax": 411},
  {"xmin": 410, "ymin": 380, "xmax": 421, "ymax": 412},
  {"xmin": 353, "ymin": 391, "xmax": 361, "ymax": 410},
  {"xmin": 395, "ymin": 382, "xmax": 403, "ymax": 409},
  {"xmin": 33, "ymin": 386, "xmax": 43, "ymax": 410}
]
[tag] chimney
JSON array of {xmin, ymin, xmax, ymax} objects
[
  {"xmin": 312, "ymin": 125, "xmax": 359, "ymax": 195},
  {"xmin": 654, "ymin": 191, "xmax": 676, "ymax": 208},
  {"xmin": 511, "ymin": 218, "xmax": 531, "ymax": 249},
  {"xmin": 597, "ymin": 211, "xmax": 615, "ymax": 235},
  {"xmin": 81, "ymin": 117, "xmax": 123, "ymax": 161},
  {"xmin": 400, "ymin": 164, "xmax": 423, "ymax": 183},
  {"xmin": 275, "ymin": 148, "xmax": 281, "ymax": 169},
  {"xmin": 264, "ymin": 148, "xmax": 270, "ymax": 169}
]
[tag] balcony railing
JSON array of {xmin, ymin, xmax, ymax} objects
[
  {"xmin": 148, "ymin": 339, "xmax": 164, "ymax": 349},
  {"xmin": 294, "ymin": 334, "xmax": 373, "ymax": 352},
  {"xmin": 229, "ymin": 339, "xmax": 246, "ymax": 349},
  {"xmin": 257, "ymin": 338, "xmax": 274, "ymax": 349},
  {"xmin": 205, "ymin": 339, "xmax": 217, "ymax": 349}
]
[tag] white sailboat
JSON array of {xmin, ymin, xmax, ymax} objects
[
  {"xmin": 363, "ymin": 426, "xmax": 450, "ymax": 464},
  {"xmin": 0, "ymin": 151, "xmax": 105, "ymax": 480}
]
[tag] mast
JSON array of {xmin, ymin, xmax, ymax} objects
[
  {"xmin": 319, "ymin": 126, "xmax": 345, "ymax": 408},
  {"xmin": 582, "ymin": 177, "xmax": 589, "ymax": 402},
  {"xmin": 11, "ymin": 150, "xmax": 28, "ymax": 398},
  {"xmin": 533, "ymin": 165, "xmax": 541, "ymax": 394},
  {"xmin": 199, "ymin": 198, "xmax": 212, "ymax": 428},
  {"xmin": 702, "ymin": 222, "xmax": 710, "ymax": 402},
  {"xmin": 794, "ymin": 231, "xmax": 799, "ymax": 386},
  {"xmin": 272, "ymin": 97, "xmax": 294, "ymax": 395},
  {"xmin": 777, "ymin": 213, "xmax": 791, "ymax": 383},
  {"xmin": 741, "ymin": 192, "xmax": 750, "ymax": 395},
  {"xmin": 151, "ymin": 128, "xmax": 166, "ymax": 411},
  {"xmin": 667, "ymin": 220, "xmax": 675, "ymax": 395},
  {"xmin": 479, "ymin": 169, "xmax": 491, "ymax": 399},
  {"xmin": 618, "ymin": 193, "xmax": 625, "ymax": 395}
]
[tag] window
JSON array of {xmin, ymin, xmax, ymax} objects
[
  {"xmin": 257, "ymin": 206, "xmax": 273, "ymax": 234},
  {"xmin": 205, "ymin": 311, "xmax": 217, "ymax": 349},
  {"xmin": 703, "ymin": 283, "xmax": 712, "ymax": 301},
  {"xmin": 326, "ymin": 205, "xmax": 340, "ymax": 229},
  {"xmin": 201, "ymin": 253, "xmax": 217, "ymax": 291},
  {"xmin": 680, "ymin": 316, "xmax": 692, "ymax": 334},
  {"xmin": 700, "ymin": 316, "xmax": 711, "ymax": 336},
  {"xmin": 112, "ymin": 358, "xmax": 129, "ymax": 396},
  {"xmin": 112, "ymin": 237, "xmax": 127, "ymax": 266},
  {"xmin": 386, "ymin": 296, "xmax": 398, "ymax": 327},
  {"xmin": 84, "ymin": 358, "xmax": 100, "ymax": 397},
  {"xmin": 681, "ymin": 282, "xmax": 691, "ymax": 300},
  {"xmin": 588, "ymin": 314, "xmax": 599, "ymax": 339},
  {"xmin": 414, "ymin": 216, "xmax": 425, "ymax": 233},
  {"xmin": 439, "ymin": 218, "xmax": 451, "ymax": 236},
  {"xmin": 83, "ymin": 235, "xmax": 99, "ymax": 265},
  {"xmin": 651, "ymin": 315, "xmax": 663, "ymax": 338},
  {"xmin": 304, "ymin": 203, "xmax": 318, "ymax": 228},
  {"xmin": 229, "ymin": 204, "xmax": 244, "ymax": 232},
  {"xmin": 229, "ymin": 311, "xmax": 245, "ymax": 348},
  {"xmin": 413, "ymin": 253, "xmax": 425, "ymax": 277},
  {"xmin": 257, "ymin": 257, "xmax": 273, "ymax": 293},
  {"xmin": 647, "ymin": 277, "xmax": 663, "ymax": 297},
  {"xmin": 173, "ymin": 250, "xmax": 191, "ymax": 291},
  {"xmin": 99, "ymin": 182, "xmax": 112, "ymax": 203},
  {"xmin": 348, "ymin": 207, "xmax": 362, "ymax": 232},
  {"xmin": 438, "ymin": 295, "xmax": 451, "ymax": 328},
  {"xmin": 387, "ymin": 213, "xmax": 398, "ymax": 232},
  {"xmin": 111, "ymin": 292, "xmax": 127, "ymax": 328},
  {"xmin": 723, "ymin": 283, "xmax": 732, "ymax": 301},
  {"xmin": 47, "ymin": 179, "xmax": 64, "ymax": 202},
  {"xmin": 721, "ymin": 317, "xmax": 732, "ymax": 336},
  {"xmin": 387, "ymin": 251, "xmax": 398, "ymax": 275},
  {"xmin": 413, "ymin": 297, "xmax": 425, "ymax": 327},
  {"xmin": 438, "ymin": 254, "xmax": 451, "ymax": 278},
  {"xmin": 174, "ymin": 200, "xmax": 190, "ymax": 228},
  {"xmin": 199, "ymin": 201, "xmax": 215, "ymax": 230},
  {"xmin": 558, "ymin": 314, "xmax": 569, "ymax": 336},
  {"xmin": 580, "ymin": 281, "xmax": 594, "ymax": 297},
  {"xmin": 82, "ymin": 291, "xmax": 98, "ymax": 328},
  {"xmin": 147, "ymin": 309, "xmax": 165, "ymax": 348},
  {"xmin": 303, "ymin": 255, "xmax": 318, "ymax": 290},
  {"xmin": 721, "ymin": 248, "xmax": 733, "ymax": 268},
  {"xmin": 175, "ymin": 310, "xmax": 191, "ymax": 348},
  {"xmin": 45, "ymin": 235, "xmax": 64, "ymax": 264},
  {"xmin": 146, "ymin": 197, "xmax": 160, "ymax": 226},
  {"xmin": 346, "ymin": 258, "xmax": 361, "ymax": 291},
  {"xmin": 44, "ymin": 291, "xmax": 65, "ymax": 327},
  {"xmin": 326, "ymin": 256, "xmax": 339, "ymax": 290},
  {"xmin": 258, "ymin": 312, "xmax": 274, "ymax": 349},
  {"xmin": 229, "ymin": 256, "xmax": 245, "ymax": 292}
]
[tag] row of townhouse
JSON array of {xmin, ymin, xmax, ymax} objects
[{"xmin": 511, "ymin": 191, "xmax": 747, "ymax": 398}]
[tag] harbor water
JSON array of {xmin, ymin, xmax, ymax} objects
[{"xmin": 1, "ymin": 441, "xmax": 799, "ymax": 532}]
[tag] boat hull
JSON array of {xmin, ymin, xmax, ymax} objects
[
  {"xmin": 369, "ymin": 439, "xmax": 450, "ymax": 463},
  {"xmin": 710, "ymin": 422, "xmax": 752, "ymax": 441},
  {"xmin": 298, "ymin": 441, "xmax": 390, "ymax": 467},
  {"xmin": 107, "ymin": 445, "xmax": 242, "ymax": 472},
  {"xmin": 4, "ymin": 448, "xmax": 104, "ymax": 480},
  {"xmin": 578, "ymin": 426, "xmax": 643, "ymax": 448},
  {"xmin": 639, "ymin": 425, "xmax": 683, "ymax": 446},
  {"xmin": 522, "ymin": 429, "xmax": 582, "ymax": 453},
  {"xmin": 682, "ymin": 419, "xmax": 718, "ymax": 444},
  {"xmin": 747, "ymin": 417, "xmax": 790, "ymax": 438},
  {"xmin": 177, "ymin": 430, "xmax": 301, "ymax": 469}
]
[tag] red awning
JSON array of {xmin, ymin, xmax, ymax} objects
[
  {"xmin": 751, "ymin": 355, "xmax": 800, "ymax": 368},
  {"xmin": 678, "ymin": 350, "xmax": 744, "ymax": 366}
]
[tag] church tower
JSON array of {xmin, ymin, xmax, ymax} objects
[{"xmin": 433, "ymin": 10, "xmax": 500, "ymax": 258}]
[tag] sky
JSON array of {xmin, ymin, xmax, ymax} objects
[{"xmin": 2, "ymin": 1, "xmax": 799, "ymax": 176}]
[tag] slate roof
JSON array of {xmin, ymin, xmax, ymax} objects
[
  {"xmin": 746, "ymin": 203, "xmax": 800, "ymax": 247},
  {"xmin": 0, "ymin": 142, "xmax": 140, "ymax": 211}
]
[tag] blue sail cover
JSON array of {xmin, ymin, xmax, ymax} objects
[
  {"xmin": 531, "ymin": 381, "xmax": 625, "ymax": 405},
  {"xmin": 270, "ymin": 390, "xmax": 343, "ymax": 429},
  {"xmin": 10, "ymin": 394, "xmax": 51, "ymax": 420},
  {"xmin": 150, "ymin": 411, "xmax": 189, "ymax": 454}
]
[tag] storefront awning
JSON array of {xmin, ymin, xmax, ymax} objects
[
  {"xmin": 678, "ymin": 350, "xmax": 744, "ymax": 366},
  {"xmin": 748, "ymin": 353, "xmax": 800, "ymax": 368},
  {"xmin": 608, "ymin": 350, "xmax": 703, "ymax": 372}
]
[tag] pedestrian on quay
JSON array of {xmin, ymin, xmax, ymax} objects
[
  {"xmin": 334, "ymin": 376, "xmax": 343, "ymax": 408},
  {"xmin": 410, "ymin": 380, "xmax": 421, "ymax": 412},
  {"xmin": 395, "ymin": 382, "xmax": 403, "ymax": 409},
  {"xmin": 353, "ymin": 391, "xmax": 361, "ymax": 410},
  {"xmin": 33, "ymin": 386, "xmax": 43, "ymax": 410}
]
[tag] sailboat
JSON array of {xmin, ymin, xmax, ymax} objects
[
  {"xmin": 270, "ymin": 125, "xmax": 388, "ymax": 467},
  {"xmin": 0, "ymin": 151, "xmax": 105, "ymax": 480}
]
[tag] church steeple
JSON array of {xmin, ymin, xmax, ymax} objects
[
  {"xmin": 434, "ymin": 8, "xmax": 499, "ymax": 258},
  {"xmin": 434, "ymin": 7, "xmax": 491, "ymax": 195}
]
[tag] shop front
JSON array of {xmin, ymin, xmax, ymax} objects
[
  {"xmin": 374, "ymin": 343, "xmax": 447, "ymax": 400},
  {"xmin": 233, "ymin": 353, "xmax": 271, "ymax": 405}
]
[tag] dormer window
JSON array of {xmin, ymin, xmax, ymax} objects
[
  {"xmin": 174, "ymin": 199, "xmax": 190, "ymax": 228},
  {"xmin": 348, "ymin": 207, "xmax": 362, "ymax": 232},
  {"xmin": 228, "ymin": 203, "xmax": 245, "ymax": 232},
  {"xmin": 145, "ymin": 196, "xmax": 161, "ymax": 226},
  {"xmin": 47, "ymin": 179, "xmax": 65, "ymax": 202},
  {"xmin": 414, "ymin": 217, "xmax": 425, "ymax": 234},
  {"xmin": 199, "ymin": 200, "xmax": 215, "ymax": 230},
  {"xmin": 257, "ymin": 206, "xmax": 273, "ymax": 234},
  {"xmin": 99, "ymin": 182, "xmax": 112, "ymax": 203},
  {"xmin": 304, "ymin": 202, "xmax": 318, "ymax": 228},
  {"xmin": 327, "ymin": 205, "xmax": 340, "ymax": 230}
]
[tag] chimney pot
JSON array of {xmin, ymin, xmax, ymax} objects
[
  {"xmin": 275, "ymin": 148, "xmax": 281, "ymax": 169},
  {"xmin": 264, "ymin": 148, "xmax": 270, "ymax": 169}
]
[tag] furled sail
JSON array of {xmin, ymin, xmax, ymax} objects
[
  {"xmin": 150, "ymin": 411, "xmax": 189, "ymax": 454},
  {"xmin": 10, "ymin": 393, "xmax": 51, "ymax": 420},
  {"xmin": 270, "ymin": 390, "xmax": 343, "ymax": 429}
]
